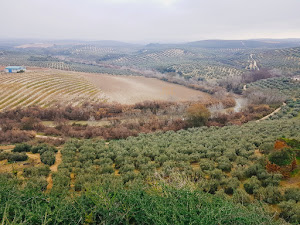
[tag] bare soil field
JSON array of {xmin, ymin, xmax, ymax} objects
[
  {"xmin": 15, "ymin": 43, "xmax": 54, "ymax": 49},
  {"xmin": 82, "ymin": 73, "xmax": 214, "ymax": 104}
]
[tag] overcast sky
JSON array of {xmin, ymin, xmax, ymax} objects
[{"xmin": 1, "ymin": 0, "xmax": 300, "ymax": 43}]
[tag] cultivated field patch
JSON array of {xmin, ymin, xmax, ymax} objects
[
  {"xmin": 0, "ymin": 69, "xmax": 105, "ymax": 110},
  {"xmin": 82, "ymin": 73, "xmax": 215, "ymax": 104}
]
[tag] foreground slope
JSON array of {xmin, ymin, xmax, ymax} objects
[{"xmin": 1, "ymin": 116, "xmax": 299, "ymax": 224}]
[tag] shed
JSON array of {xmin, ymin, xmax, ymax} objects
[{"xmin": 5, "ymin": 66, "xmax": 26, "ymax": 73}]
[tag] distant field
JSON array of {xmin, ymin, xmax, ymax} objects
[
  {"xmin": 82, "ymin": 72, "xmax": 214, "ymax": 104},
  {"xmin": 0, "ymin": 68, "xmax": 214, "ymax": 110},
  {"xmin": 15, "ymin": 43, "xmax": 54, "ymax": 49}
]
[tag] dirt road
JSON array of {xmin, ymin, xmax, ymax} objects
[{"xmin": 256, "ymin": 102, "xmax": 286, "ymax": 122}]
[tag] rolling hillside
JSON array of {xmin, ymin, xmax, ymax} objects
[
  {"xmin": 0, "ymin": 68, "xmax": 215, "ymax": 110},
  {"xmin": 0, "ymin": 68, "xmax": 104, "ymax": 110}
]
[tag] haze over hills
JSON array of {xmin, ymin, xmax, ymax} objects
[{"xmin": 1, "ymin": 38, "xmax": 300, "ymax": 49}]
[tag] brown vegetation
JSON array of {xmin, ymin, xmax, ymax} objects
[
  {"xmin": 266, "ymin": 160, "xmax": 297, "ymax": 178},
  {"xmin": 186, "ymin": 104, "xmax": 211, "ymax": 127},
  {"xmin": 218, "ymin": 69, "xmax": 282, "ymax": 94},
  {"xmin": 243, "ymin": 87, "xmax": 286, "ymax": 105},
  {"xmin": 0, "ymin": 100, "xmax": 276, "ymax": 143}
]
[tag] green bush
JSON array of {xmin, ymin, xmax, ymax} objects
[
  {"xmin": 40, "ymin": 151, "xmax": 56, "ymax": 166},
  {"xmin": 284, "ymin": 188, "xmax": 300, "ymax": 202},
  {"xmin": 254, "ymin": 186, "xmax": 282, "ymax": 204},
  {"xmin": 259, "ymin": 142, "xmax": 274, "ymax": 154},
  {"xmin": 279, "ymin": 200, "xmax": 300, "ymax": 224},
  {"xmin": 25, "ymin": 177, "xmax": 48, "ymax": 191},
  {"xmin": 262, "ymin": 173, "xmax": 282, "ymax": 187},
  {"xmin": 119, "ymin": 164, "xmax": 135, "ymax": 174},
  {"xmin": 222, "ymin": 177, "xmax": 240, "ymax": 195},
  {"xmin": 244, "ymin": 176, "xmax": 261, "ymax": 194},
  {"xmin": 23, "ymin": 165, "xmax": 50, "ymax": 178},
  {"xmin": 232, "ymin": 188, "xmax": 252, "ymax": 206},
  {"xmin": 12, "ymin": 143, "xmax": 32, "ymax": 152},
  {"xmin": 245, "ymin": 163, "xmax": 265, "ymax": 178},
  {"xmin": 199, "ymin": 159, "xmax": 214, "ymax": 171},
  {"xmin": 231, "ymin": 166, "xmax": 246, "ymax": 180},
  {"xmin": 31, "ymin": 144, "xmax": 57, "ymax": 154},
  {"xmin": 100, "ymin": 165, "xmax": 114, "ymax": 174},
  {"xmin": 268, "ymin": 148, "xmax": 295, "ymax": 166},
  {"xmin": 0, "ymin": 151, "xmax": 10, "ymax": 160},
  {"xmin": 7, "ymin": 152, "xmax": 28, "ymax": 162}
]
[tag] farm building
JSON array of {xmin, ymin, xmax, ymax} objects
[{"xmin": 5, "ymin": 66, "xmax": 26, "ymax": 73}]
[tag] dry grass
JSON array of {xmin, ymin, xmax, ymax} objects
[
  {"xmin": 0, "ymin": 150, "xmax": 41, "ymax": 174},
  {"xmin": 50, "ymin": 150, "xmax": 62, "ymax": 173},
  {"xmin": 0, "ymin": 145, "xmax": 15, "ymax": 151}
]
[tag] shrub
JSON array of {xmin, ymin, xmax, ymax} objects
[
  {"xmin": 199, "ymin": 159, "xmax": 214, "ymax": 171},
  {"xmin": 209, "ymin": 169, "xmax": 223, "ymax": 180},
  {"xmin": 7, "ymin": 152, "xmax": 28, "ymax": 162},
  {"xmin": 279, "ymin": 200, "xmax": 300, "ymax": 224},
  {"xmin": 235, "ymin": 156, "xmax": 248, "ymax": 166},
  {"xmin": 217, "ymin": 157, "xmax": 232, "ymax": 172},
  {"xmin": 186, "ymin": 103, "xmax": 211, "ymax": 127},
  {"xmin": 122, "ymin": 171, "xmax": 137, "ymax": 183},
  {"xmin": 254, "ymin": 186, "xmax": 282, "ymax": 204},
  {"xmin": 284, "ymin": 188, "xmax": 300, "ymax": 202},
  {"xmin": 31, "ymin": 144, "xmax": 57, "ymax": 154},
  {"xmin": 23, "ymin": 165, "xmax": 51, "ymax": 178},
  {"xmin": 231, "ymin": 166, "xmax": 246, "ymax": 180},
  {"xmin": 100, "ymin": 165, "xmax": 114, "ymax": 174},
  {"xmin": 268, "ymin": 148, "xmax": 295, "ymax": 166},
  {"xmin": 262, "ymin": 173, "xmax": 282, "ymax": 187},
  {"xmin": 243, "ymin": 176, "xmax": 261, "ymax": 194},
  {"xmin": 40, "ymin": 151, "xmax": 56, "ymax": 166},
  {"xmin": 52, "ymin": 171, "xmax": 70, "ymax": 188},
  {"xmin": 119, "ymin": 164, "xmax": 135, "ymax": 174},
  {"xmin": 12, "ymin": 143, "xmax": 32, "ymax": 152},
  {"xmin": 223, "ymin": 177, "xmax": 240, "ymax": 195},
  {"xmin": 259, "ymin": 142, "xmax": 274, "ymax": 154},
  {"xmin": 0, "ymin": 151, "xmax": 10, "ymax": 160},
  {"xmin": 198, "ymin": 179, "xmax": 219, "ymax": 194},
  {"xmin": 232, "ymin": 188, "xmax": 252, "ymax": 206},
  {"xmin": 25, "ymin": 177, "xmax": 48, "ymax": 191},
  {"xmin": 224, "ymin": 150, "xmax": 237, "ymax": 161}
]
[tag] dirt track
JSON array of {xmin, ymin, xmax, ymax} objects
[
  {"xmin": 256, "ymin": 102, "xmax": 286, "ymax": 122},
  {"xmin": 82, "ymin": 73, "xmax": 215, "ymax": 104},
  {"xmin": 46, "ymin": 150, "xmax": 62, "ymax": 191}
]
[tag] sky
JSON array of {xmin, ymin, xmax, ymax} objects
[{"xmin": 0, "ymin": 0, "xmax": 300, "ymax": 43}]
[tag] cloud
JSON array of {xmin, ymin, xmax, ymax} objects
[
  {"xmin": 0, "ymin": 0, "xmax": 299, "ymax": 42},
  {"xmin": 99, "ymin": 0, "xmax": 179, "ymax": 6}
]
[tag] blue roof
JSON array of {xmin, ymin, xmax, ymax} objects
[{"xmin": 5, "ymin": 66, "xmax": 25, "ymax": 69}]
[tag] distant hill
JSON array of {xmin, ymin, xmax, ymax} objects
[{"xmin": 185, "ymin": 39, "xmax": 300, "ymax": 49}]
